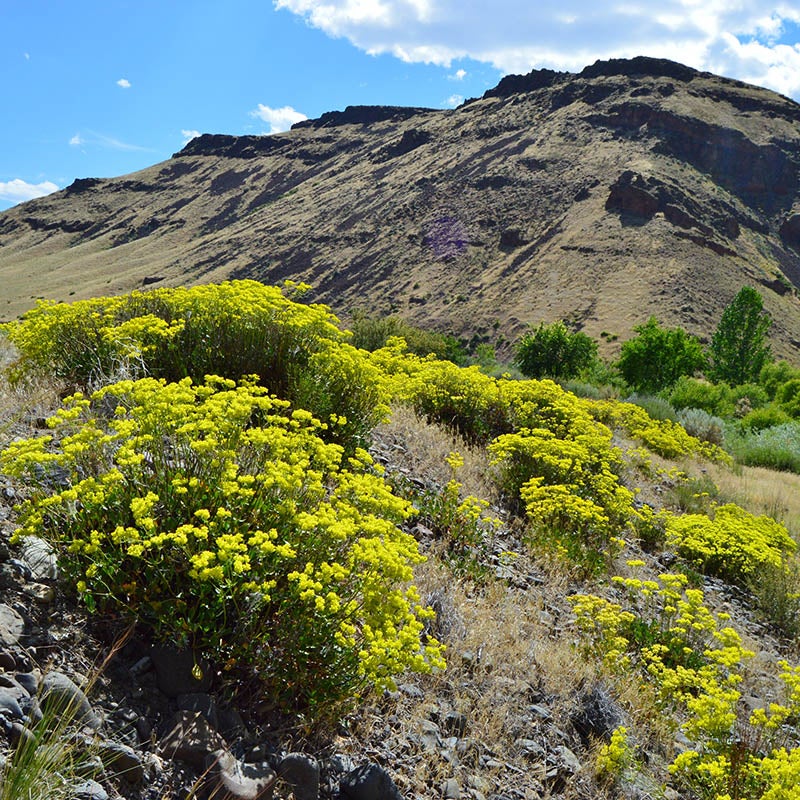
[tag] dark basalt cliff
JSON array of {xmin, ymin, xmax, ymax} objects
[{"xmin": 2, "ymin": 56, "xmax": 800, "ymax": 358}]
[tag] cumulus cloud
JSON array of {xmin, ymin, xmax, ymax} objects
[
  {"xmin": 69, "ymin": 134, "xmax": 84, "ymax": 146},
  {"xmin": 0, "ymin": 179, "xmax": 59, "ymax": 204},
  {"xmin": 182, "ymin": 129, "xmax": 202, "ymax": 143},
  {"xmin": 250, "ymin": 104, "xmax": 308, "ymax": 133},
  {"xmin": 449, "ymin": 68, "xmax": 467, "ymax": 80},
  {"xmin": 117, "ymin": 78, "xmax": 131, "ymax": 88},
  {"xmin": 445, "ymin": 93, "xmax": 463, "ymax": 107},
  {"xmin": 273, "ymin": 0, "xmax": 800, "ymax": 97}
]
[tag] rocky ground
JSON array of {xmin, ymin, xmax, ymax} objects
[{"xmin": 1, "ymin": 402, "xmax": 798, "ymax": 800}]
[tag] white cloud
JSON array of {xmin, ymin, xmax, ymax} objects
[
  {"xmin": 68, "ymin": 130, "xmax": 149, "ymax": 151},
  {"xmin": 0, "ymin": 179, "xmax": 59, "ymax": 204},
  {"xmin": 182, "ymin": 129, "xmax": 201, "ymax": 143},
  {"xmin": 117, "ymin": 78, "xmax": 131, "ymax": 88},
  {"xmin": 445, "ymin": 93, "xmax": 463, "ymax": 107},
  {"xmin": 250, "ymin": 104, "xmax": 308, "ymax": 133},
  {"xmin": 448, "ymin": 68, "xmax": 467, "ymax": 80},
  {"xmin": 273, "ymin": 0, "xmax": 800, "ymax": 98}
]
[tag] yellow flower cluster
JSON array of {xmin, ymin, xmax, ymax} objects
[
  {"xmin": 663, "ymin": 503, "xmax": 796, "ymax": 586},
  {"xmin": 590, "ymin": 399, "xmax": 730, "ymax": 463},
  {"xmin": 1, "ymin": 375, "xmax": 443, "ymax": 709},
  {"xmin": 571, "ymin": 567, "xmax": 800, "ymax": 799},
  {"xmin": 1, "ymin": 280, "xmax": 386, "ymax": 453}
]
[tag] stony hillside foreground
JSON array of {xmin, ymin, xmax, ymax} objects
[
  {"xmin": 2, "ymin": 283, "xmax": 800, "ymax": 799},
  {"xmin": 2, "ymin": 56, "xmax": 800, "ymax": 358}
]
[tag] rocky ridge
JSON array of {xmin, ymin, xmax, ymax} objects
[{"xmin": 1, "ymin": 57, "xmax": 800, "ymax": 359}]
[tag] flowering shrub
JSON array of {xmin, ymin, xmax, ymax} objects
[
  {"xmin": 403, "ymin": 451, "xmax": 501, "ymax": 581},
  {"xmin": 590, "ymin": 399, "xmax": 729, "ymax": 462},
  {"xmin": 663, "ymin": 504, "xmax": 796, "ymax": 586},
  {"xmin": 571, "ymin": 568, "xmax": 800, "ymax": 799},
  {"xmin": 1, "ymin": 281, "xmax": 386, "ymax": 452},
  {"xmin": 595, "ymin": 726, "xmax": 635, "ymax": 782},
  {"xmin": 0, "ymin": 376, "xmax": 444, "ymax": 711}
]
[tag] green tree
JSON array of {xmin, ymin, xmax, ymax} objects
[
  {"xmin": 709, "ymin": 287, "xmax": 772, "ymax": 386},
  {"xmin": 617, "ymin": 317, "xmax": 707, "ymax": 393},
  {"xmin": 513, "ymin": 321, "xmax": 597, "ymax": 380}
]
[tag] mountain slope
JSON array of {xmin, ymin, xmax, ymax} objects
[{"xmin": 2, "ymin": 56, "xmax": 800, "ymax": 357}]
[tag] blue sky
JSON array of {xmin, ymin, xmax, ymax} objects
[{"xmin": 2, "ymin": 0, "xmax": 800, "ymax": 210}]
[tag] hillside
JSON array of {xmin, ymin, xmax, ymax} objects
[
  {"xmin": 2, "ymin": 56, "xmax": 800, "ymax": 358},
  {"xmin": 3, "ymin": 283, "xmax": 800, "ymax": 799}
]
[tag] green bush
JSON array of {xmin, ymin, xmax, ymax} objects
[
  {"xmin": 725, "ymin": 422, "xmax": 800, "ymax": 473},
  {"xmin": 775, "ymin": 378, "xmax": 800, "ymax": 418},
  {"xmin": 617, "ymin": 317, "xmax": 706, "ymax": 393},
  {"xmin": 1, "ymin": 281, "xmax": 386, "ymax": 453},
  {"xmin": 0, "ymin": 376, "xmax": 444, "ymax": 712},
  {"xmin": 668, "ymin": 377, "xmax": 735, "ymax": 417},
  {"xmin": 625, "ymin": 393, "xmax": 678, "ymax": 422},
  {"xmin": 350, "ymin": 312, "xmax": 465, "ymax": 364},
  {"xmin": 739, "ymin": 405, "xmax": 791, "ymax": 432},
  {"xmin": 513, "ymin": 321, "xmax": 597, "ymax": 380},
  {"xmin": 760, "ymin": 361, "xmax": 800, "ymax": 400}
]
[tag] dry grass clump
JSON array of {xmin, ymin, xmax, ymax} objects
[
  {"xmin": 704, "ymin": 462, "xmax": 800, "ymax": 537},
  {"xmin": 375, "ymin": 405, "xmax": 498, "ymax": 504},
  {"xmin": 0, "ymin": 337, "xmax": 62, "ymax": 448}
]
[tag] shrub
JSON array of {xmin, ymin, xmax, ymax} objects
[
  {"xmin": 1, "ymin": 281, "xmax": 387, "ymax": 453},
  {"xmin": 738, "ymin": 405, "xmax": 791, "ymax": 432},
  {"xmin": 571, "ymin": 569, "xmax": 800, "ymax": 800},
  {"xmin": 350, "ymin": 312, "xmax": 465, "ymax": 364},
  {"xmin": 668, "ymin": 377, "xmax": 735, "ymax": 417},
  {"xmin": 677, "ymin": 408, "xmax": 725, "ymax": 445},
  {"xmin": 590, "ymin": 399, "xmax": 728, "ymax": 462},
  {"xmin": 663, "ymin": 504, "xmax": 796, "ymax": 586},
  {"xmin": 617, "ymin": 317, "xmax": 707, "ymax": 393},
  {"xmin": 489, "ymin": 421, "xmax": 635, "ymax": 568},
  {"xmin": 775, "ymin": 378, "xmax": 800, "ymax": 418},
  {"xmin": 725, "ymin": 422, "xmax": 800, "ymax": 473},
  {"xmin": 513, "ymin": 321, "xmax": 597, "ymax": 380},
  {"xmin": 625, "ymin": 393, "xmax": 678, "ymax": 422},
  {"xmin": 760, "ymin": 361, "xmax": 800, "ymax": 400},
  {"xmin": 0, "ymin": 376, "xmax": 444, "ymax": 712}
]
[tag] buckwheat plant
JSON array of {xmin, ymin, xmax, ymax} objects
[{"xmin": 1, "ymin": 375, "xmax": 444, "ymax": 712}]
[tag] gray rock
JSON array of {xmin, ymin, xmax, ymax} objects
[
  {"xmin": 571, "ymin": 682, "xmax": 623, "ymax": 746},
  {"xmin": 278, "ymin": 752, "xmax": 319, "ymax": 800},
  {"xmin": 0, "ymin": 604, "xmax": 24, "ymax": 647},
  {"xmin": 23, "ymin": 582, "xmax": 56, "ymax": 604},
  {"xmin": 442, "ymin": 778, "xmax": 460, "ymax": 798},
  {"xmin": 39, "ymin": 671, "xmax": 101, "ymax": 729},
  {"xmin": 443, "ymin": 711, "xmax": 468, "ymax": 738},
  {"xmin": 340, "ymin": 763, "xmax": 404, "ymax": 800},
  {"xmin": 158, "ymin": 711, "xmax": 226, "ymax": 769},
  {"xmin": 177, "ymin": 692, "xmax": 218, "ymax": 728},
  {"xmin": 71, "ymin": 779, "xmax": 109, "ymax": 800},
  {"xmin": 209, "ymin": 749, "xmax": 276, "ymax": 799},
  {"xmin": 15, "ymin": 672, "xmax": 39, "ymax": 695},
  {"xmin": 0, "ymin": 680, "xmax": 28, "ymax": 721},
  {"xmin": 97, "ymin": 740, "xmax": 144, "ymax": 784},
  {"xmin": 20, "ymin": 536, "xmax": 59, "ymax": 580}
]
